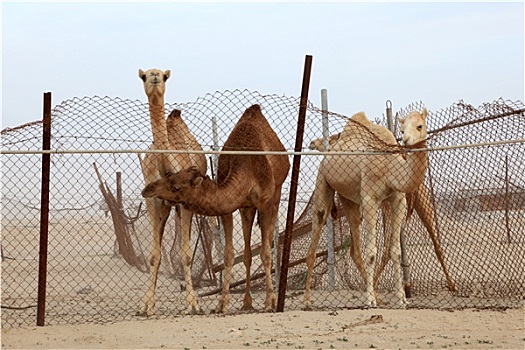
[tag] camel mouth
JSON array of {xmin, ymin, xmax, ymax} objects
[{"xmin": 141, "ymin": 184, "xmax": 156, "ymax": 198}]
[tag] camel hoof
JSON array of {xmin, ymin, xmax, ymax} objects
[
  {"xmin": 263, "ymin": 303, "xmax": 276, "ymax": 313},
  {"xmin": 213, "ymin": 303, "xmax": 228, "ymax": 315},
  {"xmin": 365, "ymin": 301, "xmax": 378, "ymax": 309},
  {"xmin": 241, "ymin": 304, "xmax": 255, "ymax": 312},
  {"xmin": 394, "ymin": 299, "xmax": 409, "ymax": 309},
  {"xmin": 186, "ymin": 306, "xmax": 201, "ymax": 315},
  {"xmin": 135, "ymin": 308, "xmax": 154, "ymax": 317},
  {"xmin": 303, "ymin": 298, "xmax": 313, "ymax": 310}
]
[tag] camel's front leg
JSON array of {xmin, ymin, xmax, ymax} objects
[
  {"xmin": 180, "ymin": 207, "xmax": 200, "ymax": 314},
  {"xmin": 389, "ymin": 193, "xmax": 408, "ymax": 308},
  {"xmin": 413, "ymin": 184, "xmax": 456, "ymax": 292},
  {"xmin": 304, "ymin": 174, "xmax": 334, "ymax": 309},
  {"xmin": 138, "ymin": 198, "xmax": 171, "ymax": 316},
  {"xmin": 240, "ymin": 207, "xmax": 256, "ymax": 311},
  {"xmin": 362, "ymin": 194, "xmax": 379, "ymax": 308},
  {"xmin": 215, "ymin": 213, "xmax": 234, "ymax": 314}
]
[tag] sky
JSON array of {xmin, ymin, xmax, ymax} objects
[{"xmin": 1, "ymin": 1, "xmax": 523, "ymax": 130}]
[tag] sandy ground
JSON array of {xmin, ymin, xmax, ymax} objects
[{"xmin": 2, "ymin": 307, "xmax": 524, "ymax": 349}]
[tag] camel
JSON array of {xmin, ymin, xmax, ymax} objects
[
  {"xmin": 304, "ymin": 110, "xmax": 429, "ymax": 309},
  {"xmin": 309, "ymin": 132, "xmax": 455, "ymax": 292},
  {"xmin": 137, "ymin": 68, "xmax": 207, "ymax": 316},
  {"xmin": 142, "ymin": 104, "xmax": 290, "ymax": 314}
]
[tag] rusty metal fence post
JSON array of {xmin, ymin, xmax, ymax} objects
[
  {"xmin": 37, "ymin": 92, "xmax": 52, "ymax": 326},
  {"xmin": 277, "ymin": 55, "xmax": 313, "ymax": 312}
]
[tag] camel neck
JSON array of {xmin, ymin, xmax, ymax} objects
[
  {"xmin": 147, "ymin": 96, "xmax": 173, "ymax": 175},
  {"xmin": 183, "ymin": 176, "xmax": 251, "ymax": 216},
  {"xmin": 389, "ymin": 143, "xmax": 428, "ymax": 193}
]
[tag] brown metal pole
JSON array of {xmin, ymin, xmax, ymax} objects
[
  {"xmin": 116, "ymin": 171, "xmax": 123, "ymax": 210},
  {"xmin": 37, "ymin": 92, "xmax": 52, "ymax": 326},
  {"xmin": 277, "ymin": 55, "xmax": 313, "ymax": 312}
]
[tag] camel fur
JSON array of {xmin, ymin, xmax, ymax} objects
[
  {"xmin": 143, "ymin": 104, "xmax": 290, "ymax": 314},
  {"xmin": 305, "ymin": 110, "xmax": 429, "ymax": 309},
  {"xmin": 309, "ymin": 127, "xmax": 455, "ymax": 292},
  {"xmin": 137, "ymin": 68, "xmax": 207, "ymax": 316}
]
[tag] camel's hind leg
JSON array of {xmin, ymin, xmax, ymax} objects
[
  {"xmin": 304, "ymin": 174, "xmax": 335, "ymax": 309},
  {"xmin": 374, "ymin": 202, "xmax": 394, "ymax": 289},
  {"xmin": 215, "ymin": 213, "xmax": 234, "ymax": 314},
  {"xmin": 338, "ymin": 196, "xmax": 367, "ymax": 285},
  {"xmin": 388, "ymin": 192, "xmax": 408, "ymax": 308},
  {"xmin": 240, "ymin": 207, "xmax": 257, "ymax": 311},
  {"xmin": 362, "ymin": 192, "xmax": 380, "ymax": 308},
  {"xmin": 258, "ymin": 190, "xmax": 283, "ymax": 312},
  {"xmin": 138, "ymin": 198, "xmax": 171, "ymax": 316},
  {"xmin": 179, "ymin": 207, "xmax": 200, "ymax": 314}
]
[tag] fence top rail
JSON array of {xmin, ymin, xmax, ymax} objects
[{"xmin": 1, "ymin": 138, "xmax": 524, "ymax": 156}]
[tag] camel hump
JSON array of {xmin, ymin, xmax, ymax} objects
[
  {"xmin": 351, "ymin": 111, "xmax": 371, "ymax": 125},
  {"xmin": 242, "ymin": 104, "xmax": 263, "ymax": 118},
  {"xmin": 167, "ymin": 109, "xmax": 182, "ymax": 120}
]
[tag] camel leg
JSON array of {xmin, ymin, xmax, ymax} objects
[
  {"xmin": 258, "ymin": 196, "xmax": 282, "ymax": 312},
  {"xmin": 413, "ymin": 184, "xmax": 456, "ymax": 292},
  {"xmin": 388, "ymin": 193, "xmax": 408, "ymax": 308},
  {"xmin": 179, "ymin": 207, "xmax": 200, "ymax": 314},
  {"xmin": 215, "ymin": 213, "xmax": 234, "ymax": 314},
  {"xmin": 362, "ymin": 192, "xmax": 379, "ymax": 308},
  {"xmin": 138, "ymin": 198, "xmax": 171, "ymax": 316},
  {"xmin": 304, "ymin": 174, "xmax": 335, "ymax": 309},
  {"xmin": 240, "ymin": 207, "xmax": 256, "ymax": 311},
  {"xmin": 338, "ymin": 196, "xmax": 367, "ymax": 284},
  {"xmin": 374, "ymin": 202, "xmax": 394, "ymax": 289}
]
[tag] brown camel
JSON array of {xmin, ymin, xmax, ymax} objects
[
  {"xmin": 142, "ymin": 104, "xmax": 290, "ymax": 314},
  {"xmin": 309, "ymin": 132, "xmax": 455, "ymax": 292},
  {"xmin": 305, "ymin": 110, "xmax": 429, "ymax": 309},
  {"xmin": 137, "ymin": 68, "xmax": 206, "ymax": 316}
]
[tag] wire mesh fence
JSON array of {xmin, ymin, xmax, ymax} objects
[{"xmin": 1, "ymin": 89, "xmax": 524, "ymax": 328}]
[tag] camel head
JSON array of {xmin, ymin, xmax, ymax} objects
[
  {"xmin": 308, "ymin": 133, "xmax": 340, "ymax": 151},
  {"xmin": 142, "ymin": 166, "xmax": 205, "ymax": 204},
  {"xmin": 138, "ymin": 68, "xmax": 171, "ymax": 100},
  {"xmin": 396, "ymin": 108, "xmax": 428, "ymax": 146}
]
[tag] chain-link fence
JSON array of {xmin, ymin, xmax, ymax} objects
[{"xmin": 1, "ymin": 90, "xmax": 524, "ymax": 328}]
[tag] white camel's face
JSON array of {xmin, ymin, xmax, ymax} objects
[
  {"xmin": 138, "ymin": 68, "xmax": 171, "ymax": 97},
  {"xmin": 398, "ymin": 109, "xmax": 428, "ymax": 146}
]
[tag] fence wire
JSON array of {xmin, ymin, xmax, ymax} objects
[{"xmin": 1, "ymin": 90, "xmax": 524, "ymax": 328}]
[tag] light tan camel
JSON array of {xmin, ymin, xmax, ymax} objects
[
  {"xmin": 309, "ymin": 132, "xmax": 455, "ymax": 292},
  {"xmin": 305, "ymin": 110, "xmax": 429, "ymax": 308},
  {"xmin": 137, "ymin": 68, "xmax": 207, "ymax": 316},
  {"xmin": 142, "ymin": 104, "xmax": 290, "ymax": 314}
]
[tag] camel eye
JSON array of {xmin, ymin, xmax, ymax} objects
[{"xmin": 417, "ymin": 125, "xmax": 423, "ymax": 131}]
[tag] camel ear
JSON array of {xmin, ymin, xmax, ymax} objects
[
  {"xmin": 164, "ymin": 70, "xmax": 171, "ymax": 82},
  {"xmin": 139, "ymin": 69, "xmax": 146, "ymax": 82},
  {"xmin": 396, "ymin": 113, "xmax": 405, "ymax": 125},
  {"xmin": 421, "ymin": 108, "xmax": 429, "ymax": 120}
]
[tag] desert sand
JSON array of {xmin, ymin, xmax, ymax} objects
[{"xmin": 2, "ymin": 307, "xmax": 524, "ymax": 349}]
